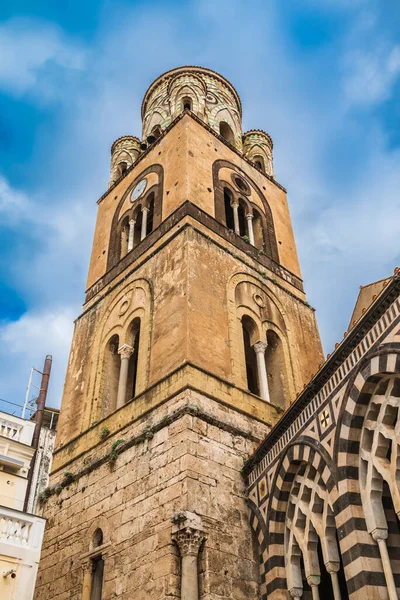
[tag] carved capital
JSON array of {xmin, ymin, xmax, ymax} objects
[
  {"xmin": 129, "ymin": 219, "xmax": 135, "ymax": 226},
  {"xmin": 325, "ymin": 561, "xmax": 340, "ymax": 574},
  {"xmin": 289, "ymin": 588, "xmax": 303, "ymax": 599},
  {"xmin": 118, "ymin": 344, "xmax": 134, "ymax": 360},
  {"xmin": 306, "ymin": 575, "xmax": 320, "ymax": 588},
  {"xmin": 253, "ymin": 340, "xmax": 268, "ymax": 355},
  {"xmin": 171, "ymin": 511, "xmax": 206, "ymax": 557},
  {"xmin": 245, "ymin": 213, "xmax": 253, "ymax": 221},
  {"xmin": 371, "ymin": 527, "xmax": 388, "ymax": 542},
  {"xmin": 230, "ymin": 199, "xmax": 239, "ymax": 208},
  {"xmin": 172, "ymin": 526, "xmax": 205, "ymax": 557}
]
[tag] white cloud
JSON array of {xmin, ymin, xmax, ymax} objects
[
  {"xmin": 0, "ymin": 175, "xmax": 28, "ymax": 214},
  {"xmin": 344, "ymin": 44, "xmax": 400, "ymax": 106},
  {"xmin": 0, "ymin": 18, "xmax": 85, "ymax": 97},
  {"xmin": 0, "ymin": 308, "xmax": 75, "ymax": 407}
]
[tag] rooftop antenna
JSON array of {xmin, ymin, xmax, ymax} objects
[{"xmin": 22, "ymin": 366, "xmax": 44, "ymax": 419}]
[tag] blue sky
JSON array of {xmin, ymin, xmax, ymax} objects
[{"xmin": 0, "ymin": 0, "xmax": 399, "ymax": 414}]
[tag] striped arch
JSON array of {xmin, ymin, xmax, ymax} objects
[
  {"xmin": 251, "ymin": 440, "xmax": 337, "ymax": 599},
  {"xmin": 335, "ymin": 343, "xmax": 400, "ymax": 471},
  {"xmin": 332, "ymin": 343, "xmax": 400, "ymax": 597}
]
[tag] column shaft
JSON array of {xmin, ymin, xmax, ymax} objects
[
  {"xmin": 246, "ymin": 214, "xmax": 255, "ymax": 245},
  {"xmin": 232, "ymin": 202, "xmax": 240, "ymax": 235},
  {"xmin": 128, "ymin": 219, "xmax": 135, "ymax": 252},
  {"xmin": 116, "ymin": 345, "xmax": 133, "ymax": 409},
  {"xmin": 253, "ymin": 341, "xmax": 270, "ymax": 402},
  {"xmin": 310, "ymin": 585, "xmax": 320, "ymax": 600},
  {"xmin": 377, "ymin": 538, "xmax": 398, "ymax": 600},
  {"xmin": 181, "ymin": 554, "xmax": 199, "ymax": 600},
  {"xmin": 141, "ymin": 208, "xmax": 149, "ymax": 241},
  {"xmin": 329, "ymin": 572, "xmax": 341, "ymax": 600}
]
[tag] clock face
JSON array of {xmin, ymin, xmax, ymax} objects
[{"xmin": 130, "ymin": 178, "xmax": 147, "ymax": 202}]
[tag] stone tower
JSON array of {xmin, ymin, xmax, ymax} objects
[{"xmin": 34, "ymin": 66, "xmax": 323, "ymax": 600}]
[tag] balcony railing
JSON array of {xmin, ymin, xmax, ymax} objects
[
  {"xmin": 0, "ymin": 419, "xmax": 21, "ymax": 441},
  {"xmin": 0, "ymin": 506, "xmax": 45, "ymax": 557}
]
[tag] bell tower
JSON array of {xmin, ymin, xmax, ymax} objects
[{"xmin": 34, "ymin": 67, "xmax": 323, "ymax": 600}]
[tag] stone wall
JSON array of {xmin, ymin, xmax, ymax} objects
[{"xmin": 34, "ymin": 391, "xmax": 268, "ymax": 600}]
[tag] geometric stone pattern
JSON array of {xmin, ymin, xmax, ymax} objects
[{"xmin": 245, "ymin": 276, "xmax": 400, "ymax": 600}]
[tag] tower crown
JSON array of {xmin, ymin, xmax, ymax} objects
[{"xmin": 141, "ymin": 65, "xmax": 243, "ymax": 149}]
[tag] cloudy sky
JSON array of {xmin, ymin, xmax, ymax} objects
[{"xmin": 0, "ymin": 0, "xmax": 399, "ymax": 414}]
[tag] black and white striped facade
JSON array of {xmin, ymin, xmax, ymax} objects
[{"xmin": 244, "ymin": 272, "xmax": 400, "ymax": 600}]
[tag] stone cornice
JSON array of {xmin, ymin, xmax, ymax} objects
[
  {"xmin": 83, "ymin": 201, "xmax": 304, "ymax": 307},
  {"xmin": 243, "ymin": 272, "xmax": 400, "ymax": 477},
  {"xmin": 141, "ymin": 65, "xmax": 242, "ymax": 118}
]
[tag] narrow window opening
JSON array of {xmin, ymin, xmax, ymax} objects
[
  {"xmin": 219, "ymin": 121, "xmax": 235, "ymax": 145},
  {"xmin": 102, "ymin": 335, "xmax": 120, "ymax": 415},
  {"xmin": 126, "ymin": 318, "xmax": 141, "ymax": 402},
  {"xmin": 118, "ymin": 162, "xmax": 128, "ymax": 177},
  {"xmin": 224, "ymin": 188, "xmax": 235, "ymax": 231},
  {"xmin": 120, "ymin": 217, "xmax": 129, "ymax": 259},
  {"xmin": 253, "ymin": 209, "xmax": 264, "ymax": 251},
  {"xmin": 133, "ymin": 209, "xmax": 142, "ymax": 247},
  {"xmin": 253, "ymin": 155, "xmax": 265, "ymax": 172},
  {"xmin": 152, "ymin": 125, "xmax": 162, "ymax": 139},
  {"xmin": 242, "ymin": 316, "xmax": 258, "ymax": 395},
  {"xmin": 265, "ymin": 330, "xmax": 286, "ymax": 408},
  {"xmin": 90, "ymin": 556, "xmax": 104, "ymax": 600},
  {"xmin": 182, "ymin": 96, "xmax": 192, "ymax": 111},
  {"xmin": 238, "ymin": 200, "xmax": 247, "ymax": 237},
  {"xmin": 146, "ymin": 193, "xmax": 155, "ymax": 236}
]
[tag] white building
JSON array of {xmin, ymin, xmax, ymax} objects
[{"xmin": 0, "ymin": 408, "xmax": 58, "ymax": 600}]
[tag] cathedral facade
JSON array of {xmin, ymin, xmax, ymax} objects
[{"xmin": 33, "ymin": 67, "xmax": 400, "ymax": 600}]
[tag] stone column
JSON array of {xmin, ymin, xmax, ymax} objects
[
  {"xmin": 231, "ymin": 200, "xmax": 240, "ymax": 235},
  {"xmin": 172, "ymin": 512, "xmax": 205, "ymax": 600},
  {"xmin": 127, "ymin": 219, "xmax": 135, "ymax": 252},
  {"xmin": 372, "ymin": 529, "xmax": 398, "ymax": 600},
  {"xmin": 306, "ymin": 576, "xmax": 320, "ymax": 600},
  {"xmin": 246, "ymin": 213, "xmax": 255, "ymax": 245},
  {"xmin": 140, "ymin": 207, "xmax": 149, "ymax": 241},
  {"xmin": 325, "ymin": 563, "xmax": 341, "ymax": 600},
  {"xmin": 81, "ymin": 561, "xmax": 92, "ymax": 600},
  {"xmin": 253, "ymin": 341, "xmax": 270, "ymax": 402},
  {"xmin": 116, "ymin": 344, "xmax": 133, "ymax": 409}
]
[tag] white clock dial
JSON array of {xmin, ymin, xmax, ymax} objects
[{"xmin": 130, "ymin": 178, "xmax": 147, "ymax": 202}]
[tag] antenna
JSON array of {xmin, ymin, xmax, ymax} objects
[{"xmin": 22, "ymin": 366, "xmax": 43, "ymax": 419}]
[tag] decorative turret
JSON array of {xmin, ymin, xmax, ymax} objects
[
  {"xmin": 109, "ymin": 135, "xmax": 141, "ymax": 187},
  {"xmin": 243, "ymin": 129, "xmax": 274, "ymax": 177},
  {"xmin": 141, "ymin": 66, "xmax": 243, "ymax": 150}
]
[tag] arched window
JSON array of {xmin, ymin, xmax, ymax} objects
[
  {"xmin": 118, "ymin": 161, "xmax": 128, "ymax": 177},
  {"xmin": 253, "ymin": 155, "xmax": 265, "ymax": 172},
  {"xmin": 224, "ymin": 188, "xmax": 235, "ymax": 231},
  {"xmin": 219, "ymin": 121, "xmax": 235, "ymax": 145},
  {"xmin": 285, "ymin": 462, "xmax": 349, "ymax": 600},
  {"xmin": 242, "ymin": 316, "xmax": 259, "ymax": 395},
  {"xmin": 152, "ymin": 125, "xmax": 162, "ymax": 139},
  {"xmin": 126, "ymin": 318, "xmax": 141, "ymax": 402},
  {"xmin": 182, "ymin": 96, "xmax": 192, "ymax": 111},
  {"xmin": 265, "ymin": 330, "xmax": 286, "ymax": 408},
  {"xmin": 90, "ymin": 529, "xmax": 104, "ymax": 600},
  {"xmin": 102, "ymin": 335, "xmax": 120, "ymax": 415},
  {"xmin": 252, "ymin": 209, "xmax": 264, "ymax": 251}
]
